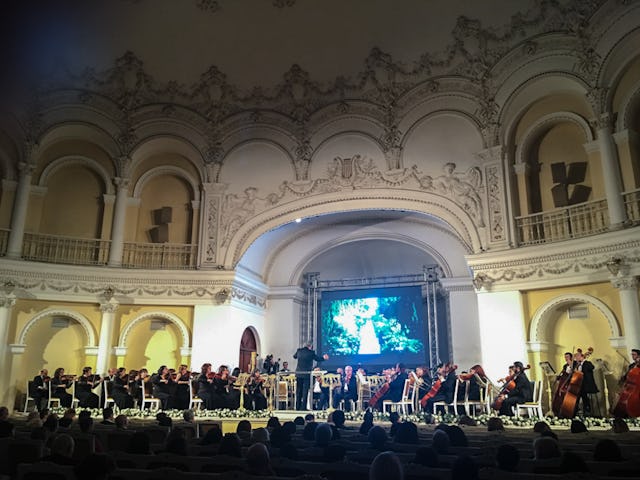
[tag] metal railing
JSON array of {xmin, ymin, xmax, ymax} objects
[
  {"xmin": 516, "ymin": 198, "xmax": 609, "ymax": 246},
  {"xmin": 122, "ymin": 242, "xmax": 198, "ymax": 269},
  {"xmin": 623, "ymin": 188, "xmax": 640, "ymax": 224},
  {"xmin": 0, "ymin": 228, "xmax": 9, "ymax": 256},
  {"xmin": 22, "ymin": 233, "xmax": 111, "ymax": 265}
]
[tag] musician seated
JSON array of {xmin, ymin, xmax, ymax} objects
[
  {"xmin": 31, "ymin": 369, "xmax": 49, "ymax": 412},
  {"xmin": 376, "ymin": 363, "xmax": 408, "ymax": 410},
  {"xmin": 174, "ymin": 364, "xmax": 192, "ymax": 411},
  {"xmin": 197, "ymin": 363, "xmax": 214, "ymax": 410},
  {"xmin": 112, "ymin": 368, "xmax": 135, "ymax": 409},
  {"xmin": 422, "ymin": 363, "xmax": 457, "ymax": 413},
  {"xmin": 312, "ymin": 368, "xmax": 329, "ymax": 410},
  {"xmin": 211, "ymin": 365, "xmax": 240, "ymax": 409},
  {"xmin": 51, "ymin": 368, "xmax": 74, "ymax": 408},
  {"xmin": 76, "ymin": 367, "xmax": 101, "ymax": 408},
  {"xmin": 498, "ymin": 361, "xmax": 532, "ymax": 416},
  {"xmin": 332, "ymin": 365, "xmax": 358, "ymax": 411},
  {"xmin": 244, "ymin": 369, "xmax": 267, "ymax": 410},
  {"xmin": 152, "ymin": 365, "xmax": 175, "ymax": 410}
]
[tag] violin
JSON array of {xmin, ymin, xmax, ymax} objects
[
  {"xmin": 491, "ymin": 364, "xmax": 531, "ymax": 411},
  {"xmin": 420, "ymin": 363, "xmax": 457, "ymax": 408}
]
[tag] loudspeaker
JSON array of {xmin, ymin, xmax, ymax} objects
[
  {"xmin": 153, "ymin": 207, "xmax": 172, "ymax": 225},
  {"xmin": 550, "ymin": 163, "xmax": 567, "ymax": 184},
  {"xmin": 551, "ymin": 184, "xmax": 569, "ymax": 208},
  {"xmin": 566, "ymin": 162, "xmax": 587, "ymax": 184},
  {"xmin": 569, "ymin": 184, "xmax": 591, "ymax": 205},
  {"xmin": 149, "ymin": 224, "xmax": 169, "ymax": 243}
]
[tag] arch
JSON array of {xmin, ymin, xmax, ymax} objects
[
  {"xmin": 401, "ymin": 109, "xmax": 484, "ymax": 149},
  {"xmin": 17, "ymin": 308, "xmax": 97, "ymax": 346},
  {"xmin": 515, "ymin": 111, "xmax": 594, "ymax": 167},
  {"xmin": 618, "ymin": 80, "xmax": 640, "ymax": 131},
  {"xmin": 223, "ymin": 192, "xmax": 482, "ymax": 268},
  {"xmin": 310, "ymin": 130, "xmax": 386, "ymax": 161},
  {"xmin": 36, "ymin": 121, "xmax": 121, "ymax": 160},
  {"xmin": 38, "ymin": 155, "xmax": 114, "ymax": 194},
  {"xmin": 238, "ymin": 326, "xmax": 260, "ymax": 373},
  {"xmin": 529, "ymin": 294, "xmax": 622, "ymax": 345},
  {"xmin": 222, "ymin": 138, "xmax": 296, "ymax": 171},
  {"xmin": 132, "ymin": 165, "xmax": 199, "ymax": 199},
  {"xmin": 118, "ymin": 311, "xmax": 190, "ymax": 349}
]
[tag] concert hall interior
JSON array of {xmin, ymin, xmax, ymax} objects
[{"xmin": 0, "ymin": 0, "xmax": 639, "ymax": 419}]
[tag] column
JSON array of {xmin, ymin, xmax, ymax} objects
[
  {"xmin": 6, "ymin": 162, "xmax": 34, "ymax": 259},
  {"xmin": 592, "ymin": 113, "xmax": 627, "ymax": 227},
  {"xmin": 0, "ymin": 292, "xmax": 16, "ymax": 406},
  {"xmin": 108, "ymin": 177, "xmax": 130, "ymax": 266},
  {"xmin": 440, "ymin": 278, "xmax": 480, "ymax": 369},
  {"xmin": 96, "ymin": 300, "xmax": 119, "ymax": 375},
  {"xmin": 612, "ymin": 276, "xmax": 640, "ymax": 350}
]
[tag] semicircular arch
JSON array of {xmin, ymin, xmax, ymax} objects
[
  {"xmin": 132, "ymin": 165, "xmax": 199, "ymax": 199},
  {"xmin": 118, "ymin": 311, "xmax": 190, "ymax": 349},
  {"xmin": 39, "ymin": 155, "xmax": 114, "ymax": 194},
  {"xmin": 17, "ymin": 308, "xmax": 97, "ymax": 347}
]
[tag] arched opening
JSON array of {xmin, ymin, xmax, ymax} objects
[
  {"xmin": 239, "ymin": 327, "xmax": 258, "ymax": 373},
  {"xmin": 123, "ymin": 317, "xmax": 183, "ymax": 371}
]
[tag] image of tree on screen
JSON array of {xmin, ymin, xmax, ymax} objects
[{"xmin": 322, "ymin": 296, "xmax": 423, "ymax": 355}]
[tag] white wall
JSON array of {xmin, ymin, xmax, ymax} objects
[
  {"xmin": 444, "ymin": 280, "xmax": 482, "ymax": 369},
  {"xmin": 264, "ymin": 287, "xmax": 303, "ymax": 367}
]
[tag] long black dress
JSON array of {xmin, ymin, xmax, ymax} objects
[
  {"xmin": 75, "ymin": 375, "xmax": 101, "ymax": 408},
  {"xmin": 244, "ymin": 378, "xmax": 267, "ymax": 410},
  {"xmin": 112, "ymin": 375, "xmax": 135, "ymax": 409}
]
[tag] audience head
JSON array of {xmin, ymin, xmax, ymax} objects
[
  {"xmin": 431, "ymin": 429, "xmax": 450, "ymax": 454},
  {"xmin": 533, "ymin": 421, "xmax": 551, "ymax": 434},
  {"xmin": 252, "ymin": 427, "xmax": 270, "ymax": 445},
  {"xmin": 369, "ymin": 451, "xmax": 404, "ymax": 480},
  {"xmin": 115, "ymin": 414, "xmax": 129, "ymax": 430},
  {"xmin": 413, "ymin": 446, "xmax": 438, "ymax": 467},
  {"xmin": 496, "ymin": 444, "xmax": 520, "ymax": 472},
  {"xmin": 612, "ymin": 417, "xmax": 629, "ymax": 433},
  {"xmin": 282, "ymin": 421, "xmax": 297, "ymax": 437},
  {"xmin": 367, "ymin": 425, "xmax": 388, "ymax": 450},
  {"xmin": 246, "ymin": 442, "xmax": 273, "ymax": 476},
  {"xmin": 43, "ymin": 414, "xmax": 59, "ymax": 433},
  {"xmin": 315, "ymin": 422, "xmax": 333, "ymax": 447},
  {"xmin": 75, "ymin": 454, "xmax": 115, "ymax": 480},
  {"xmin": 593, "ymin": 438, "xmax": 623, "ymax": 462},
  {"xmin": 533, "ymin": 436, "xmax": 561, "ymax": 460},
  {"xmin": 200, "ymin": 425, "xmax": 223, "ymax": 445},
  {"xmin": 324, "ymin": 444, "xmax": 347, "ymax": 462},
  {"xmin": 560, "ymin": 451, "xmax": 589, "ymax": 473},
  {"xmin": 182, "ymin": 409, "xmax": 195, "ymax": 422},
  {"xmin": 266, "ymin": 416, "xmax": 281, "ymax": 430},
  {"xmin": 102, "ymin": 407, "xmax": 114, "ymax": 422},
  {"xmin": 570, "ymin": 419, "xmax": 588, "ymax": 433},
  {"xmin": 0, "ymin": 406, "xmax": 9, "ymax": 421},
  {"xmin": 26, "ymin": 411, "xmax": 42, "ymax": 428},
  {"xmin": 304, "ymin": 413, "xmax": 315, "ymax": 423},
  {"xmin": 332, "ymin": 409, "xmax": 346, "ymax": 428},
  {"xmin": 452, "ymin": 455, "xmax": 478, "ymax": 480},
  {"xmin": 303, "ymin": 421, "xmax": 318, "ymax": 441},
  {"xmin": 78, "ymin": 410, "xmax": 91, "ymax": 421},
  {"xmin": 395, "ymin": 421, "xmax": 419, "ymax": 444},
  {"xmin": 487, "ymin": 417, "xmax": 505, "ymax": 432},
  {"xmin": 389, "ymin": 411, "xmax": 400, "ymax": 425},
  {"xmin": 127, "ymin": 432, "xmax": 151, "ymax": 454},
  {"xmin": 52, "ymin": 433, "xmax": 75, "ymax": 459},
  {"xmin": 445, "ymin": 425, "xmax": 468, "ymax": 447},
  {"xmin": 218, "ymin": 432, "xmax": 242, "ymax": 457},
  {"xmin": 78, "ymin": 416, "xmax": 94, "ymax": 433},
  {"xmin": 458, "ymin": 415, "xmax": 477, "ymax": 426},
  {"xmin": 294, "ymin": 416, "xmax": 305, "ymax": 426},
  {"xmin": 236, "ymin": 419, "xmax": 252, "ymax": 434}
]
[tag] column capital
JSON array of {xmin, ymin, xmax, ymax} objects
[
  {"xmin": 0, "ymin": 296, "xmax": 16, "ymax": 309},
  {"xmin": 100, "ymin": 300, "xmax": 120, "ymax": 313},
  {"xmin": 17, "ymin": 161, "xmax": 35, "ymax": 176},
  {"xmin": 590, "ymin": 112, "xmax": 617, "ymax": 132},
  {"xmin": 611, "ymin": 276, "xmax": 638, "ymax": 291},
  {"xmin": 513, "ymin": 162, "xmax": 529, "ymax": 176},
  {"xmin": 201, "ymin": 182, "xmax": 228, "ymax": 195},
  {"xmin": 113, "ymin": 177, "xmax": 131, "ymax": 190}
]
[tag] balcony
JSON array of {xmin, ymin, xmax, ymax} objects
[
  {"xmin": 22, "ymin": 232, "xmax": 111, "ymax": 266},
  {"xmin": 122, "ymin": 242, "xmax": 198, "ymax": 270},
  {"xmin": 516, "ymin": 198, "xmax": 609, "ymax": 246},
  {"xmin": 0, "ymin": 228, "xmax": 8, "ymax": 256},
  {"xmin": 624, "ymin": 187, "xmax": 640, "ymax": 224}
]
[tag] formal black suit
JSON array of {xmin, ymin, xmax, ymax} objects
[
  {"xmin": 31, "ymin": 374, "xmax": 48, "ymax": 411},
  {"xmin": 499, "ymin": 372, "xmax": 532, "ymax": 416},
  {"xmin": 424, "ymin": 371, "xmax": 456, "ymax": 412},
  {"xmin": 332, "ymin": 374, "xmax": 358, "ymax": 410},
  {"xmin": 293, "ymin": 346, "xmax": 326, "ymax": 410},
  {"xmin": 577, "ymin": 360, "xmax": 598, "ymax": 416}
]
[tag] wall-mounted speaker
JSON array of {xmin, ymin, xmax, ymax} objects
[
  {"xmin": 149, "ymin": 224, "xmax": 169, "ymax": 243},
  {"xmin": 153, "ymin": 207, "xmax": 172, "ymax": 225}
]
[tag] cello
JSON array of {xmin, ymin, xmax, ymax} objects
[
  {"xmin": 491, "ymin": 364, "xmax": 530, "ymax": 411},
  {"xmin": 553, "ymin": 347, "xmax": 593, "ymax": 418},
  {"xmin": 612, "ymin": 358, "xmax": 640, "ymax": 418},
  {"xmin": 419, "ymin": 363, "xmax": 457, "ymax": 408},
  {"xmin": 368, "ymin": 368, "xmax": 396, "ymax": 409}
]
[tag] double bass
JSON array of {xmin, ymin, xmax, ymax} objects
[
  {"xmin": 612, "ymin": 358, "xmax": 640, "ymax": 418},
  {"xmin": 419, "ymin": 363, "xmax": 457, "ymax": 408},
  {"xmin": 491, "ymin": 364, "xmax": 531, "ymax": 411},
  {"xmin": 552, "ymin": 347, "xmax": 593, "ymax": 418}
]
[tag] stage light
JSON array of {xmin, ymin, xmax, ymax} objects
[{"xmin": 295, "ymin": 218, "xmax": 302, "ymax": 223}]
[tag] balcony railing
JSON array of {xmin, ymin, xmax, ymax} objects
[
  {"xmin": 22, "ymin": 232, "xmax": 111, "ymax": 265},
  {"xmin": 516, "ymin": 198, "xmax": 609, "ymax": 246},
  {"xmin": 122, "ymin": 242, "xmax": 198, "ymax": 270},
  {"xmin": 624, "ymin": 188, "xmax": 640, "ymax": 224},
  {"xmin": 0, "ymin": 228, "xmax": 9, "ymax": 256}
]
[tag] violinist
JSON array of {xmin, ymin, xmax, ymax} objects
[
  {"xmin": 75, "ymin": 367, "xmax": 101, "ymax": 408},
  {"xmin": 333, "ymin": 365, "xmax": 358, "ymax": 411},
  {"xmin": 130, "ymin": 368, "xmax": 148, "ymax": 403},
  {"xmin": 152, "ymin": 365, "xmax": 175, "ymax": 410},
  {"xmin": 174, "ymin": 364, "xmax": 192, "ymax": 410},
  {"xmin": 575, "ymin": 350, "xmax": 598, "ymax": 416},
  {"xmin": 31, "ymin": 369, "xmax": 49, "ymax": 412},
  {"xmin": 497, "ymin": 365, "xmax": 515, "ymax": 385},
  {"xmin": 263, "ymin": 354, "xmax": 280, "ymax": 375},
  {"xmin": 244, "ymin": 369, "xmax": 267, "ymax": 410},
  {"xmin": 51, "ymin": 367, "xmax": 74, "ymax": 408},
  {"xmin": 197, "ymin": 363, "xmax": 214, "ymax": 410},
  {"xmin": 211, "ymin": 365, "xmax": 240, "ymax": 409},
  {"xmin": 312, "ymin": 368, "xmax": 329, "ymax": 410},
  {"xmin": 498, "ymin": 361, "xmax": 531, "ymax": 416},
  {"xmin": 112, "ymin": 367, "xmax": 135, "ymax": 409},
  {"xmin": 423, "ymin": 363, "xmax": 456, "ymax": 413}
]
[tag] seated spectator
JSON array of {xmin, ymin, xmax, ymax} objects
[
  {"xmin": 360, "ymin": 410, "xmax": 374, "ymax": 435},
  {"xmin": 315, "ymin": 423, "xmax": 333, "ymax": 447},
  {"xmin": 560, "ymin": 451, "xmax": 589, "ymax": 473},
  {"xmin": 156, "ymin": 411, "xmax": 172, "ymax": 428},
  {"xmin": 252, "ymin": 427, "xmax": 270, "ymax": 445},
  {"xmin": 58, "ymin": 408, "xmax": 76, "ymax": 428},
  {"xmin": 593, "ymin": 438, "xmax": 623, "ymax": 462},
  {"xmin": 304, "ymin": 413, "xmax": 315, "ymax": 423},
  {"xmin": 78, "ymin": 410, "xmax": 91, "ymax": 421},
  {"xmin": 237, "ymin": 419, "xmax": 253, "ymax": 445},
  {"xmin": 388, "ymin": 411, "xmax": 400, "ymax": 437},
  {"xmin": 199, "ymin": 425, "xmax": 223, "ymax": 445},
  {"xmin": 496, "ymin": 444, "xmax": 520, "ymax": 472},
  {"xmin": 101, "ymin": 407, "xmax": 115, "ymax": 425},
  {"xmin": 75, "ymin": 453, "xmax": 115, "ymax": 480},
  {"xmin": 182, "ymin": 409, "xmax": 195, "ymax": 423},
  {"xmin": 294, "ymin": 416, "xmax": 305, "ymax": 427},
  {"xmin": 79, "ymin": 416, "xmax": 104, "ymax": 452},
  {"xmin": 533, "ymin": 421, "xmax": 551, "ymax": 434},
  {"xmin": 370, "ymin": 451, "xmax": 403, "ymax": 480},
  {"xmin": 282, "ymin": 421, "xmax": 297, "ymax": 437},
  {"xmin": 394, "ymin": 421, "xmax": 419, "ymax": 444},
  {"xmin": 218, "ymin": 432, "xmax": 242, "ymax": 457},
  {"xmin": 540, "ymin": 429, "xmax": 558, "ymax": 440},
  {"xmin": 165, "ymin": 428, "xmax": 188, "ymax": 456},
  {"xmin": 114, "ymin": 414, "xmax": 129, "ymax": 430},
  {"xmin": 303, "ymin": 421, "xmax": 318, "ymax": 441},
  {"xmin": 458, "ymin": 415, "xmax": 477, "ymax": 426},
  {"xmin": 266, "ymin": 416, "xmax": 281, "ymax": 431},
  {"xmin": 324, "ymin": 444, "xmax": 346, "ymax": 462},
  {"xmin": 431, "ymin": 429, "xmax": 450, "ymax": 454},
  {"xmin": 367, "ymin": 425, "xmax": 388, "ymax": 451},
  {"xmin": 533, "ymin": 437, "xmax": 561, "ymax": 460},
  {"xmin": 41, "ymin": 433, "xmax": 76, "ymax": 465},
  {"xmin": 26, "ymin": 410, "xmax": 42, "ymax": 429},
  {"xmin": 127, "ymin": 431, "xmax": 152, "ymax": 454},
  {"xmin": 270, "ymin": 426, "xmax": 291, "ymax": 448},
  {"xmin": 43, "ymin": 413, "xmax": 59, "ymax": 434},
  {"xmin": 487, "ymin": 417, "xmax": 504, "ymax": 432},
  {"xmin": 332, "ymin": 409, "xmax": 346, "ymax": 429},
  {"xmin": 412, "ymin": 446, "xmax": 438, "ymax": 467},
  {"xmin": 452, "ymin": 455, "xmax": 478, "ymax": 480},
  {"xmin": 0, "ymin": 406, "xmax": 14, "ymax": 438},
  {"xmin": 279, "ymin": 442, "xmax": 299, "ymax": 460},
  {"xmin": 246, "ymin": 442, "xmax": 275, "ymax": 476},
  {"xmin": 570, "ymin": 419, "xmax": 588, "ymax": 433},
  {"xmin": 612, "ymin": 417, "xmax": 629, "ymax": 433},
  {"xmin": 445, "ymin": 425, "xmax": 468, "ymax": 447},
  {"xmin": 40, "ymin": 408, "xmax": 50, "ymax": 421}
]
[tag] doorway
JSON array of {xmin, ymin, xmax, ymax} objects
[{"xmin": 239, "ymin": 327, "xmax": 258, "ymax": 373}]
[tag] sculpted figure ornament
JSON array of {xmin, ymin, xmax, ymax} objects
[{"xmin": 221, "ymin": 187, "xmax": 280, "ymax": 246}]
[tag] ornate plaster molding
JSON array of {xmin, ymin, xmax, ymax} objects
[
  {"xmin": 118, "ymin": 310, "xmax": 191, "ymax": 349},
  {"xmin": 16, "ymin": 307, "xmax": 98, "ymax": 346}
]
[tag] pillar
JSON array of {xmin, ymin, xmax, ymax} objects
[
  {"xmin": 96, "ymin": 300, "xmax": 119, "ymax": 375},
  {"xmin": 0, "ymin": 293, "xmax": 16, "ymax": 406},
  {"xmin": 6, "ymin": 162, "xmax": 34, "ymax": 259},
  {"xmin": 440, "ymin": 278, "xmax": 480, "ymax": 369},
  {"xmin": 108, "ymin": 177, "xmax": 130, "ymax": 267},
  {"xmin": 592, "ymin": 113, "xmax": 627, "ymax": 228},
  {"xmin": 612, "ymin": 275, "xmax": 640, "ymax": 351}
]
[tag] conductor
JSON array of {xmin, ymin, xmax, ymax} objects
[{"xmin": 293, "ymin": 341, "xmax": 329, "ymax": 410}]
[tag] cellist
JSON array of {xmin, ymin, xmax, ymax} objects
[
  {"xmin": 575, "ymin": 349, "xmax": 598, "ymax": 416},
  {"xmin": 422, "ymin": 363, "xmax": 457, "ymax": 413},
  {"xmin": 376, "ymin": 363, "xmax": 408, "ymax": 408},
  {"xmin": 622, "ymin": 349, "xmax": 640, "ymax": 382},
  {"xmin": 497, "ymin": 361, "xmax": 532, "ymax": 416}
]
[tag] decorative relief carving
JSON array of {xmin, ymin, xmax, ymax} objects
[
  {"xmin": 611, "ymin": 276, "xmax": 638, "ymax": 291},
  {"xmin": 205, "ymin": 198, "xmax": 219, "ymax": 263},
  {"xmin": 221, "ymin": 187, "xmax": 280, "ymax": 247},
  {"xmin": 485, "ymin": 165, "xmax": 504, "ymax": 242}
]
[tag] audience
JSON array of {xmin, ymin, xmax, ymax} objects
[
  {"xmin": 593, "ymin": 438, "xmax": 623, "ymax": 461},
  {"xmin": 445, "ymin": 425, "xmax": 468, "ymax": 447},
  {"xmin": 41, "ymin": 433, "xmax": 76, "ymax": 465},
  {"xmin": 332, "ymin": 409, "xmax": 346, "ymax": 429},
  {"xmin": 612, "ymin": 416, "xmax": 630, "ymax": 433},
  {"xmin": 394, "ymin": 421, "xmax": 419, "ymax": 444},
  {"xmin": 304, "ymin": 413, "xmax": 315, "ymax": 423},
  {"xmin": 314, "ymin": 422, "xmax": 333, "ymax": 447},
  {"xmin": 412, "ymin": 446, "xmax": 438, "ymax": 467},
  {"xmin": 570, "ymin": 419, "xmax": 588, "ymax": 433},
  {"xmin": 487, "ymin": 417, "xmax": 505, "ymax": 432},
  {"xmin": 182, "ymin": 409, "xmax": 195, "ymax": 423},
  {"xmin": 388, "ymin": 411, "xmax": 401, "ymax": 437},
  {"xmin": 245, "ymin": 442, "xmax": 275, "ymax": 476},
  {"xmin": 236, "ymin": 419, "xmax": 253, "ymax": 445},
  {"xmin": 101, "ymin": 407, "xmax": 115, "ymax": 425},
  {"xmin": 199, "ymin": 425, "xmax": 223, "ymax": 445},
  {"xmin": 0, "ymin": 406, "xmax": 14, "ymax": 438},
  {"xmin": 218, "ymin": 432, "xmax": 242, "ymax": 457},
  {"xmin": 114, "ymin": 414, "xmax": 129, "ymax": 430},
  {"xmin": 294, "ymin": 416, "xmax": 305, "ymax": 426},
  {"xmin": 303, "ymin": 421, "xmax": 318, "ymax": 441},
  {"xmin": 367, "ymin": 425, "xmax": 388, "ymax": 451},
  {"xmin": 266, "ymin": 416, "xmax": 281, "ymax": 431},
  {"xmin": 370, "ymin": 451, "xmax": 404, "ymax": 480},
  {"xmin": 359, "ymin": 410, "xmax": 374, "ymax": 435},
  {"xmin": 533, "ymin": 436, "xmax": 561, "ymax": 460},
  {"xmin": 496, "ymin": 444, "xmax": 520, "ymax": 472},
  {"xmin": 431, "ymin": 429, "xmax": 450, "ymax": 454},
  {"xmin": 252, "ymin": 427, "xmax": 270, "ymax": 445}
]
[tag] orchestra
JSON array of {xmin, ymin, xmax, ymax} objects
[{"xmin": 23, "ymin": 348, "xmax": 640, "ymax": 419}]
